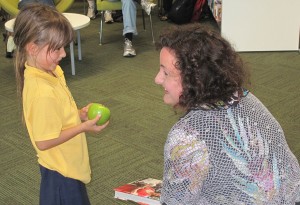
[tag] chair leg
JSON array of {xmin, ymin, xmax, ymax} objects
[
  {"xmin": 149, "ymin": 13, "xmax": 155, "ymax": 44},
  {"xmin": 99, "ymin": 11, "xmax": 104, "ymax": 45},
  {"xmin": 141, "ymin": 8, "xmax": 154, "ymax": 43},
  {"xmin": 83, "ymin": 0, "xmax": 86, "ymax": 14},
  {"xmin": 142, "ymin": 10, "xmax": 146, "ymax": 30}
]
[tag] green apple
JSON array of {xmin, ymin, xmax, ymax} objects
[{"xmin": 87, "ymin": 103, "xmax": 110, "ymax": 126}]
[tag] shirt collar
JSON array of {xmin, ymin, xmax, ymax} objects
[
  {"xmin": 190, "ymin": 88, "xmax": 249, "ymax": 111},
  {"xmin": 24, "ymin": 63, "xmax": 64, "ymax": 84}
]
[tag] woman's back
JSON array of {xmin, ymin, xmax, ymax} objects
[{"xmin": 162, "ymin": 92, "xmax": 300, "ymax": 204}]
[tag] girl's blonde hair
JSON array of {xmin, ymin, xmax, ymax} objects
[{"xmin": 14, "ymin": 4, "xmax": 74, "ymax": 99}]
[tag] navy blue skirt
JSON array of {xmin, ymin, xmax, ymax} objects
[{"xmin": 39, "ymin": 165, "xmax": 90, "ymax": 205}]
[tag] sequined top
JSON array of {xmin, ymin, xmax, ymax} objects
[{"xmin": 161, "ymin": 92, "xmax": 300, "ymax": 205}]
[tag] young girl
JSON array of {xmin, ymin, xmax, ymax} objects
[
  {"xmin": 13, "ymin": 4, "xmax": 109, "ymax": 205},
  {"xmin": 155, "ymin": 24, "xmax": 300, "ymax": 204}
]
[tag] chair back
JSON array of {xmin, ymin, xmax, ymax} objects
[
  {"xmin": 0, "ymin": 0, "xmax": 74, "ymax": 17},
  {"xmin": 0, "ymin": 0, "xmax": 19, "ymax": 17},
  {"xmin": 55, "ymin": 0, "xmax": 74, "ymax": 12},
  {"xmin": 96, "ymin": 0, "xmax": 122, "ymax": 11}
]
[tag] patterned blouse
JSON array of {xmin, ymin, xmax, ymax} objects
[{"xmin": 161, "ymin": 91, "xmax": 300, "ymax": 205}]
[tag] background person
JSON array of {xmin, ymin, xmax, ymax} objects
[
  {"xmin": 18, "ymin": 0, "xmax": 55, "ymax": 8},
  {"xmin": 13, "ymin": 4, "xmax": 109, "ymax": 204},
  {"xmin": 122, "ymin": 0, "xmax": 155, "ymax": 57},
  {"xmin": 86, "ymin": 0, "xmax": 114, "ymax": 23},
  {"xmin": 5, "ymin": 0, "xmax": 55, "ymax": 58},
  {"xmin": 85, "ymin": 0, "xmax": 155, "ymax": 57},
  {"xmin": 155, "ymin": 23, "xmax": 300, "ymax": 204}
]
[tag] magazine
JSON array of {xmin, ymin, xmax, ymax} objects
[{"xmin": 114, "ymin": 178, "xmax": 162, "ymax": 205}]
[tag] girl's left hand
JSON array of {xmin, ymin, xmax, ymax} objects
[{"xmin": 79, "ymin": 103, "xmax": 92, "ymax": 121}]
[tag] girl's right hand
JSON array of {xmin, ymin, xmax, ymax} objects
[{"xmin": 83, "ymin": 115, "xmax": 109, "ymax": 133}]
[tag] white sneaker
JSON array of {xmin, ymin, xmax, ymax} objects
[
  {"xmin": 141, "ymin": 0, "xmax": 156, "ymax": 15},
  {"xmin": 87, "ymin": 7, "xmax": 96, "ymax": 19},
  {"xmin": 7, "ymin": 36, "xmax": 16, "ymax": 52},
  {"xmin": 104, "ymin": 10, "xmax": 114, "ymax": 23},
  {"xmin": 123, "ymin": 39, "xmax": 136, "ymax": 57}
]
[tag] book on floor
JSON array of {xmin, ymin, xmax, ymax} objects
[{"xmin": 114, "ymin": 178, "xmax": 162, "ymax": 205}]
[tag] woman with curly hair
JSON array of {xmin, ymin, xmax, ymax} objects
[{"xmin": 155, "ymin": 23, "xmax": 300, "ymax": 204}]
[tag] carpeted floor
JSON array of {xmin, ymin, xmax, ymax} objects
[{"xmin": 0, "ymin": 2, "xmax": 299, "ymax": 204}]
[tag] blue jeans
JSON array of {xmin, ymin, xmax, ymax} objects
[
  {"xmin": 18, "ymin": 0, "xmax": 55, "ymax": 9},
  {"xmin": 121, "ymin": 0, "xmax": 137, "ymax": 35}
]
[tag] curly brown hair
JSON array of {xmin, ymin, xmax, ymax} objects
[{"xmin": 156, "ymin": 23, "xmax": 249, "ymax": 109}]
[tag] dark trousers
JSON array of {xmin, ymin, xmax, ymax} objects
[
  {"xmin": 163, "ymin": 0, "xmax": 173, "ymax": 13},
  {"xmin": 18, "ymin": 0, "xmax": 55, "ymax": 9},
  {"xmin": 39, "ymin": 165, "xmax": 90, "ymax": 205}
]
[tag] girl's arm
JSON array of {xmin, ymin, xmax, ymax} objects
[{"xmin": 35, "ymin": 115, "xmax": 109, "ymax": 151}]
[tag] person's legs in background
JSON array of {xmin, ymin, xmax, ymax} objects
[
  {"xmin": 122, "ymin": 0, "xmax": 137, "ymax": 57},
  {"xmin": 160, "ymin": 0, "xmax": 172, "ymax": 20},
  {"xmin": 86, "ymin": 0, "xmax": 114, "ymax": 23},
  {"xmin": 121, "ymin": 0, "xmax": 155, "ymax": 57},
  {"xmin": 133, "ymin": 0, "xmax": 156, "ymax": 15},
  {"xmin": 139, "ymin": 0, "xmax": 156, "ymax": 15},
  {"xmin": 86, "ymin": 0, "xmax": 96, "ymax": 19},
  {"xmin": 5, "ymin": 33, "xmax": 15, "ymax": 58},
  {"xmin": 18, "ymin": 0, "xmax": 55, "ymax": 9},
  {"xmin": 5, "ymin": 0, "xmax": 55, "ymax": 58},
  {"xmin": 104, "ymin": 10, "xmax": 114, "ymax": 23},
  {"xmin": 38, "ymin": 0, "xmax": 55, "ymax": 6}
]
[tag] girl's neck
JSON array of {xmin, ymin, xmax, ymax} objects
[{"xmin": 26, "ymin": 61, "xmax": 56, "ymax": 77}]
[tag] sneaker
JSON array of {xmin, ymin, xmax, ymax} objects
[
  {"xmin": 104, "ymin": 10, "xmax": 114, "ymax": 23},
  {"xmin": 87, "ymin": 7, "xmax": 96, "ymax": 19},
  {"xmin": 123, "ymin": 39, "xmax": 136, "ymax": 57},
  {"xmin": 6, "ymin": 35, "xmax": 16, "ymax": 56},
  {"xmin": 6, "ymin": 51, "xmax": 13, "ymax": 58},
  {"xmin": 141, "ymin": 0, "xmax": 156, "ymax": 15}
]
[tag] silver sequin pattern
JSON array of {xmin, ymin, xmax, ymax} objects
[{"xmin": 161, "ymin": 93, "xmax": 300, "ymax": 205}]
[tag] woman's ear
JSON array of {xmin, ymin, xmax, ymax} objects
[{"xmin": 26, "ymin": 42, "xmax": 38, "ymax": 56}]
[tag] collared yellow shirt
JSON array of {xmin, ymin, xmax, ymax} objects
[{"xmin": 23, "ymin": 64, "xmax": 91, "ymax": 183}]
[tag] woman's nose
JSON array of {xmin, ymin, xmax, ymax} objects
[{"xmin": 154, "ymin": 72, "xmax": 162, "ymax": 85}]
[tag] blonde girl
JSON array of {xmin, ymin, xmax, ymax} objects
[{"xmin": 14, "ymin": 4, "xmax": 109, "ymax": 205}]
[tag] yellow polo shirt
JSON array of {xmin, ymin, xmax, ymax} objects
[{"xmin": 23, "ymin": 64, "xmax": 91, "ymax": 184}]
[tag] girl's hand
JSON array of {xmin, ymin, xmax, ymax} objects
[
  {"xmin": 79, "ymin": 103, "xmax": 92, "ymax": 121},
  {"xmin": 83, "ymin": 114, "xmax": 109, "ymax": 133},
  {"xmin": 35, "ymin": 114, "xmax": 109, "ymax": 151}
]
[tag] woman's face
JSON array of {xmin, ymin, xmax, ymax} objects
[{"xmin": 155, "ymin": 47, "xmax": 183, "ymax": 107}]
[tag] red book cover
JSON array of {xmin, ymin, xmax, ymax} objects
[{"xmin": 114, "ymin": 178, "xmax": 162, "ymax": 205}]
